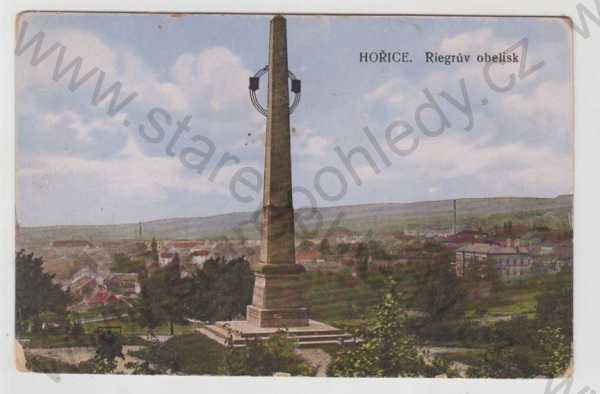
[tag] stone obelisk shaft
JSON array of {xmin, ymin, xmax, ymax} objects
[
  {"xmin": 260, "ymin": 15, "xmax": 295, "ymax": 266},
  {"xmin": 247, "ymin": 15, "xmax": 308, "ymax": 328}
]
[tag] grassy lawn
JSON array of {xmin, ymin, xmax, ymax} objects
[
  {"xmin": 303, "ymin": 268, "xmax": 417, "ymax": 323},
  {"xmin": 464, "ymin": 275, "xmax": 561, "ymax": 320}
]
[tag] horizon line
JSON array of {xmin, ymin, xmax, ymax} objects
[{"xmin": 18, "ymin": 193, "xmax": 573, "ymax": 229}]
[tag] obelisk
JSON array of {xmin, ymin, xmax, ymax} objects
[{"xmin": 246, "ymin": 15, "xmax": 309, "ymax": 328}]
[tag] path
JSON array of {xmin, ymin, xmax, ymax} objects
[{"xmin": 26, "ymin": 345, "xmax": 144, "ymax": 373}]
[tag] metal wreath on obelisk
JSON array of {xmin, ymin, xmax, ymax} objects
[{"xmin": 246, "ymin": 15, "xmax": 309, "ymax": 328}]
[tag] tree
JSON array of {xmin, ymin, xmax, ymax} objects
[
  {"xmin": 318, "ymin": 238, "xmax": 331, "ymax": 255},
  {"xmin": 223, "ymin": 333, "xmax": 314, "ymax": 376},
  {"xmin": 134, "ymin": 256, "xmax": 253, "ymax": 334},
  {"xmin": 84, "ymin": 330, "xmax": 125, "ymax": 373},
  {"xmin": 150, "ymin": 237, "xmax": 158, "ymax": 255},
  {"xmin": 15, "ymin": 250, "xmax": 71, "ymax": 334},
  {"xmin": 353, "ymin": 243, "xmax": 369, "ymax": 280},
  {"xmin": 335, "ymin": 242, "xmax": 351, "ymax": 255},
  {"xmin": 135, "ymin": 253, "xmax": 193, "ymax": 335},
  {"xmin": 537, "ymin": 327, "xmax": 571, "ymax": 377},
  {"xmin": 187, "ymin": 257, "xmax": 254, "ymax": 321},
  {"xmin": 503, "ymin": 220, "xmax": 513, "ymax": 235},
  {"xmin": 470, "ymin": 345, "xmax": 537, "ymax": 378},
  {"xmin": 297, "ymin": 239, "xmax": 314, "ymax": 252},
  {"xmin": 329, "ymin": 286, "xmax": 442, "ymax": 377},
  {"xmin": 412, "ymin": 253, "xmax": 466, "ymax": 321},
  {"xmin": 133, "ymin": 285, "xmax": 162, "ymax": 336},
  {"xmin": 111, "ymin": 253, "xmax": 144, "ymax": 273},
  {"xmin": 367, "ymin": 239, "xmax": 389, "ymax": 260},
  {"xmin": 150, "ymin": 237, "xmax": 159, "ymax": 262},
  {"xmin": 536, "ymin": 268, "xmax": 573, "ymax": 337}
]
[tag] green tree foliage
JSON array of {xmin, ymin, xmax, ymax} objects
[
  {"xmin": 223, "ymin": 333, "xmax": 314, "ymax": 376},
  {"xmin": 412, "ymin": 253, "xmax": 466, "ymax": 321},
  {"xmin": 469, "ymin": 271, "xmax": 573, "ymax": 379},
  {"xmin": 150, "ymin": 237, "xmax": 158, "ymax": 258},
  {"xmin": 88, "ymin": 330, "xmax": 125, "ymax": 373},
  {"xmin": 134, "ymin": 253, "xmax": 193, "ymax": 335},
  {"xmin": 318, "ymin": 238, "xmax": 332, "ymax": 255},
  {"xmin": 366, "ymin": 239, "xmax": 389, "ymax": 260},
  {"xmin": 329, "ymin": 288, "xmax": 440, "ymax": 377},
  {"xmin": 68, "ymin": 318, "xmax": 85, "ymax": 338},
  {"xmin": 111, "ymin": 253, "xmax": 144, "ymax": 274},
  {"xmin": 503, "ymin": 220, "xmax": 513, "ymax": 235},
  {"xmin": 133, "ymin": 285, "xmax": 162, "ymax": 336},
  {"xmin": 127, "ymin": 333, "xmax": 313, "ymax": 376},
  {"xmin": 354, "ymin": 243, "xmax": 370, "ymax": 280},
  {"xmin": 537, "ymin": 327, "xmax": 571, "ymax": 377},
  {"xmin": 536, "ymin": 268, "xmax": 573, "ymax": 337},
  {"xmin": 470, "ymin": 345, "xmax": 537, "ymax": 378},
  {"xmin": 134, "ymin": 256, "xmax": 253, "ymax": 333},
  {"xmin": 297, "ymin": 239, "xmax": 314, "ymax": 252},
  {"xmin": 15, "ymin": 250, "xmax": 71, "ymax": 334},
  {"xmin": 467, "ymin": 315, "xmax": 562, "ymax": 378},
  {"xmin": 336, "ymin": 242, "xmax": 351, "ymax": 255},
  {"xmin": 187, "ymin": 257, "xmax": 254, "ymax": 321}
]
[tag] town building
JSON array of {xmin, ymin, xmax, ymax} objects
[
  {"xmin": 159, "ymin": 252, "xmax": 176, "ymax": 267},
  {"xmin": 454, "ymin": 242, "xmax": 532, "ymax": 280},
  {"xmin": 106, "ymin": 273, "xmax": 141, "ymax": 296},
  {"xmin": 190, "ymin": 250, "xmax": 211, "ymax": 267}
]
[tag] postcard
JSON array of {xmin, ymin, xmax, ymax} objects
[{"xmin": 14, "ymin": 12, "xmax": 573, "ymax": 378}]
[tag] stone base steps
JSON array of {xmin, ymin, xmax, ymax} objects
[{"xmin": 196, "ymin": 321, "xmax": 357, "ymax": 348}]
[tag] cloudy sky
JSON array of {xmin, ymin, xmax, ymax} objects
[{"xmin": 15, "ymin": 13, "xmax": 573, "ymax": 226}]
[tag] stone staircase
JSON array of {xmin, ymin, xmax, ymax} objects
[{"xmin": 196, "ymin": 319, "xmax": 356, "ymax": 348}]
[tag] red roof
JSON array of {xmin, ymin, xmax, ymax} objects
[
  {"xmin": 191, "ymin": 250, "xmax": 210, "ymax": 256},
  {"xmin": 169, "ymin": 241, "xmax": 203, "ymax": 249},
  {"xmin": 296, "ymin": 249, "xmax": 321, "ymax": 262},
  {"xmin": 86, "ymin": 290, "xmax": 119, "ymax": 306}
]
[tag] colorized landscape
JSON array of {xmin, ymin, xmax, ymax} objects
[
  {"xmin": 16, "ymin": 194, "xmax": 573, "ymax": 377},
  {"xmin": 15, "ymin": 13, "xmax": 573, "ymax": 377}
]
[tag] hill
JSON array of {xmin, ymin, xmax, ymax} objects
[{"xmin": 18, "ymin": 195, "xmax": 573, "ymax": 243}]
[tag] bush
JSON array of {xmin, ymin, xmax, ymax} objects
[
  {"xmin": 537, "ymin": 327, "xmax": 571, "ymax": 377},
  {"xmin": 328, "ymin": 289, "xmax": 445, "ymax": 377},
  {"xmin": 223, "ymin": 333, "xmax": 315, "ymax": 376}
]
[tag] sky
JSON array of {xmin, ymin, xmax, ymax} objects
[{"xmin": 15, "ymin": 13, "xmax": 573, "ymax": 226}]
